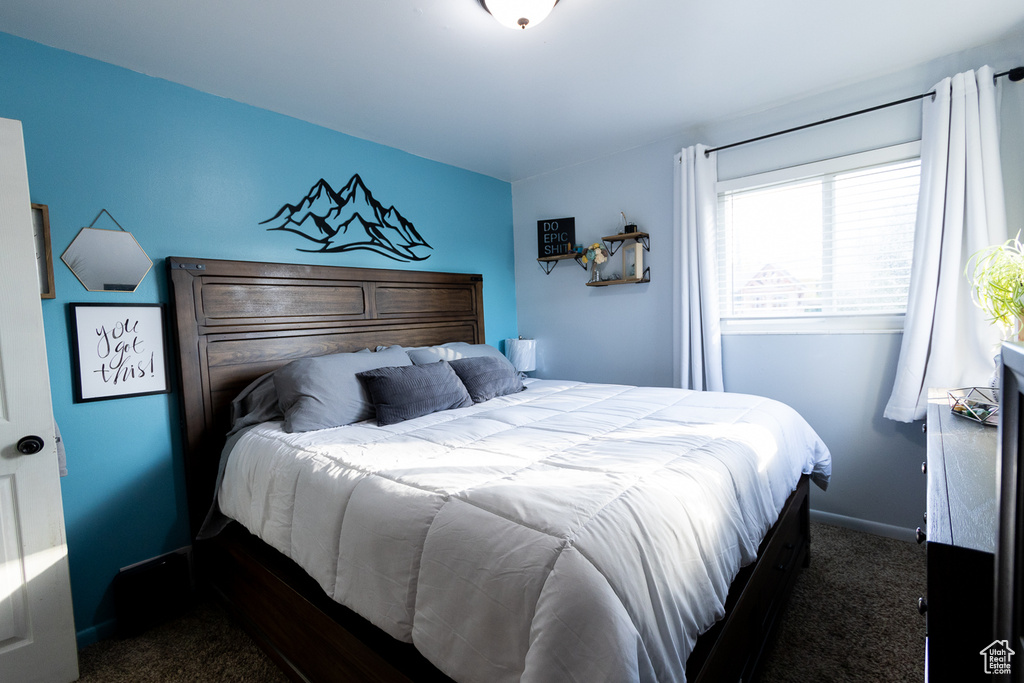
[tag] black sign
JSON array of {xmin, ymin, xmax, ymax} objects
[{"xmin": 537, "ymin": 217, "xmax": 576, "ymax": 258}]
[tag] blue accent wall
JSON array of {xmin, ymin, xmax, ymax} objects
[{"xmin": 0, "ymin": 32, "xmax": 516, "ymax": 646}]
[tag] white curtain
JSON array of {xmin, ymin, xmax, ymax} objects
[
  {"xmin": 884, "ymin": 66, "xmax": 1007, "ymax": 422},
  {"xmin": 673, "ymin": 144, "xmax": 724, "ymax": 391}
]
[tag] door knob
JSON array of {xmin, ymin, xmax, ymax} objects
[{"xmin": 17, "ymin": 435, "xmax": 44, "ymax": 454}]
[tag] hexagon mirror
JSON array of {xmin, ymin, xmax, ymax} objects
[{"xmin": 61, "ymin": 212, "xmax": 152, "ymax": 292}]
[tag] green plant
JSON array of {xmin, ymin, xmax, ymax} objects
[{"xmin": 967, "ymin": 234, "xmax": 1024, "ymax": 339}]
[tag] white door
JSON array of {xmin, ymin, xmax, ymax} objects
[{"xmin": 0, "ymin": 118, "xmax": 79, "ymax": 682}]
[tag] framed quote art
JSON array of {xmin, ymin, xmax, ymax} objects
[{"xmin": 69, "ymin": 303, "xmax": 170, "ymax": 402}]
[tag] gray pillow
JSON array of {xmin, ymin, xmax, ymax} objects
[
  {"xmin": 228, "ymin": 371, "xmax": 283, "ymax": 435},
  {"xmin": 356, "ymin": 361, "xmax": 473, "ymax": 426},
  {"xmin": 448, "ymin": 356, "xmax": 524, "ymax": 403},
  {"xmin": 274, "ymin": 346, "xmax": 412, "ymax": 433},
  {"xmin": 406, "ymin": 342, "xmax": 506, "ymax": 366}
]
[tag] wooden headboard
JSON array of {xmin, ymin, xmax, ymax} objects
[{"xmin": 167, "ymin": 256, "xmax": 485, "ymax": 535}]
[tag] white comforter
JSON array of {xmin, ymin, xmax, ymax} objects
[{"xmin": 219, "ymin": 380, "xmax": 831, "ymax": 683}]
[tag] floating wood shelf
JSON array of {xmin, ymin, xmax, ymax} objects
[
  {"xmin": 537, "ymin": 252, "xmax": 586, "ymax": 275},
  {"xmin": 585, "ymin": 268, "xmax": 651, "ymax": 287},
  {"xmin": 601, "ymin": 231, "xmax": 650, "ymax": 255}
]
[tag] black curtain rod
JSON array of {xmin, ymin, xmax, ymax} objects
[{"xmin": 704, "ymin": 66, "xmax": 1024, "ymax": 157}]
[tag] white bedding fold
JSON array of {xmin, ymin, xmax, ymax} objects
[{"xmin": 219, "ymin": 379, "xmax": 831, "ymax": 682}]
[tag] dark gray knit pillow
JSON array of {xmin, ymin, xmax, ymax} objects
[
  {"xmin": 448, "ymin": 356, "xmax": 524, "ymax": 403},
  {"xmin": 356, "ymin": 361, "xmax": 473, "ymax": 426}
]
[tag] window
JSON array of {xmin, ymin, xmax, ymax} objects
[{"xmin": 716, "ymin": 142, "xmax": 921, "ymax": 333}]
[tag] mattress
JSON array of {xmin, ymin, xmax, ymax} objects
[{"xmin": 218, "ymin": 379, "xmax": 831, "ymax": 683}]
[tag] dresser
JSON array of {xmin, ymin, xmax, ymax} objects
[{"xmin": 923, "ymin": 390, "xmax": 997, "ymax": 681}]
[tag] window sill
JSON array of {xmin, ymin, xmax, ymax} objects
[{"xmin": 720, "ymin": 314, "xmax": 905, "ymax": 335}]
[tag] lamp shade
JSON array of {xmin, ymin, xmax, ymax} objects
[
  {"xmin": 482, "ymin": 0, "xmax": 558, "ymax": 30},
  {"xmin": 505, "ymin": 338, "xmax": 537, "ymax": 372}
]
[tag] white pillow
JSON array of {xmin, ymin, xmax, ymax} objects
[{"xmin": 405, "ymin": 342, "xmax": 506, "ymax": 365}]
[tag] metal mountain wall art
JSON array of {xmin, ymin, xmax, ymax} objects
[{"xmin": 262, "ymin": 175, "xmax": 432, "ymax": 262}]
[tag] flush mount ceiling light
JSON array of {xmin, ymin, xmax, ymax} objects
[{"xmin": 479, "ymin": 0, "xmax": 559, "ymax": 30}]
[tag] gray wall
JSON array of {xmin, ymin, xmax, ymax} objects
[{"xmin": 511, "ymin": 26, "xmax": 1024, "ymax": 539}]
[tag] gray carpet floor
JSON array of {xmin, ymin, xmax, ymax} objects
[
  {"xmin": 758, "ymin": 522, "xmax": 926, "ymax": 682},
  {"xmin": 77, "ymin": 521, "xmax": 925, "ymax": 682}
]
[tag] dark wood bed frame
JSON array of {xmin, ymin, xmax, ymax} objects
[{"xmin": 167, "ymin": 255, "xmax": 810, "ymax": 683}]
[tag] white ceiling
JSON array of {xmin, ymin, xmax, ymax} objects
[{"xmin": 3, "ymin": 0, "xmax": 1024, "ymax": 182}]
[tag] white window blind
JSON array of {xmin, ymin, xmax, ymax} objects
[{"xmin": 716, "ymin": 143, "xmax": 921, "ymax": 333}]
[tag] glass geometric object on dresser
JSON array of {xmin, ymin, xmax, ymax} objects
[{"xmin": 947, "ymin": 387, "xmax": 999, "ymax": 426}]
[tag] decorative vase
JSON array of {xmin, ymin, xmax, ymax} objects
[{"xmin": 589, "ymin": 262, "xmax": 600, "ymax": 283}]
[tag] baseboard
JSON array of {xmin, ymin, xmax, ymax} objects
[
  {"xmin": 76, "ymin": 545, "xmax": 194, "ymax": 649},
  {"xmin": 114, "ymin": 546, "xmax": 195, "ymax": 637},
  {"xmin": 76, "ymin": 618, "xmax": 117, "ymax": 649},
  {"xmin": 810, "ymin": 509, "xmax": 917, "ymax": 543}
]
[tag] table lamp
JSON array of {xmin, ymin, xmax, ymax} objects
[{"xmin": 504, "ymin": 338, "xmax": 537, "ymax": 375}]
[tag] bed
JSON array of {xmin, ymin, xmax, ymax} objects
[{"xmin": 167, "ymin": 256, "xmax": 831, "ymax": 683}]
